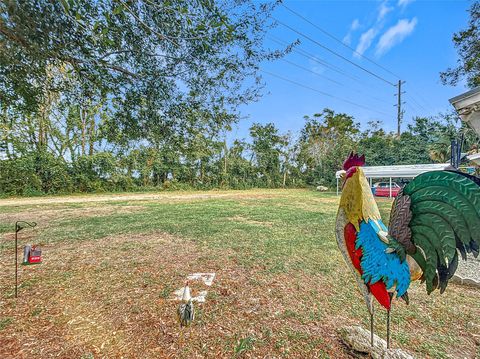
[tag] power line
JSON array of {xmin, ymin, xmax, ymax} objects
[
  {"xmin": 407, "ymin": 88, "xmax": 436, "ymax": 114},
  {"xmin": 273, "ymin": 17, "xmax": 397, "ymax": 87},
  {"xmin": 405, "ymin": 93, "xmax": 426, "ymax": 112},
  {"xmin": 260, "ymin": 69, "xmax": 390, "ymax": 116},
  {"xmin": 280, "ymin": 58, "xmax": 343, "ymax": 86},
  {"xmin": 281, "ymin": 3, "xmax": 401, "ymax": 80},
  {"xmin": 268, "ymin": 35, "xmax": 362, "ymax": 83},
  {"xmin": 269, "ymin": 36, "xmax": 394, "ymax": 107},
  {"xmin": 282, "ymin": 58, "xmax": 393, "ymax": 108},
  {"xmin": 292, "ymin": 43, "xmax": 398, "ymax": 96},
  {"xmin": 279, "ymin": 4, "xmax": 436, "ymax": 118},
  {"xmin": 405, "ymin": 102, "xmax": 419, "ymax": 116},
  {"xmin": 267, "ymin": 34, "xmax": 402, "ymax": 97}
]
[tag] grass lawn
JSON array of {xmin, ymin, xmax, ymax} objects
[{"xmin": 0, "ymin": 189, "xmax": 478, "ymax": 358}]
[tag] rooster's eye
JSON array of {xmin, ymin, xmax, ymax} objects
[{"xmin": 345, "ymin": 167, "xmax": 357, "ymax": 179}]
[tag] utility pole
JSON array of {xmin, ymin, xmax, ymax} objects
[{"xmin": 394, "ymin": 80, "xmax": 405, "ymax": 137}]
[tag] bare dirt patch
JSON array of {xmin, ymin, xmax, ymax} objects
[
  {"xmin": 291, "ymin": 197, "xmax": 340, "ymax": 213},
  {"xmin": 0, "ymin": 205, "xmax": 143, "ymax": 239},
  {"xmin": 0, "ymin": 190, "xmax": 287, "ymax": 207}
]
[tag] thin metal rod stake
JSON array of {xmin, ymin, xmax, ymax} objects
[
  {"xmin": 15, "ymin": 228, "xmax": 18, "ymax": 298},
  {"xmin": 386, "ymin": 309, "xmax": 391, "ymax": 349},
  {"xmin": 14, "ymin": 221, "xmax": 36, "ymax": 299}
]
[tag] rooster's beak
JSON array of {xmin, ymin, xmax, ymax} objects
[{"xmin": 340, "ymin": 172, "xmax": 347, "ymax": 188}]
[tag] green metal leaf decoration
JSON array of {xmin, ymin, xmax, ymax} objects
[
  {"xmin": 409, "ymin": 186, "xmax": 480, "ymax": 241},
  {"xmin": 389, "ymin": 170, "xmax": 480, "ymax": 295},
  {"xmin": 404, "ymin": 171, "xmax": 480, "ymax": 217},
  {"xmin": 437, "ymin": 250, "xmax": 459, "ymax": 293},
  {"xmin": 410, "ymin": 230, "xmax": 438, "ymax": 294},
  {"xmin": 411, "ymin": 201, "xmax": 471, "ymax": 245},
  {"xmin": 411, "ymin": 214, "xmax": 456, "ymax": 264}
]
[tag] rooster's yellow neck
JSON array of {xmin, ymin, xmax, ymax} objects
[{"xmin": 339, "ymin": 167, "xmax": 381, "ymax": 230}]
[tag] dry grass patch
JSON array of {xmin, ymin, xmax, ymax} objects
[
  {"xmin": 0, "ymin": 204, "xmax": 143, "ymax": 232},
  {"xmin": 0, "ymin": 232, "xmax": 350, "ymax": 358},
  {"xmin": 228, "ymin": 215, "xmax": 274, "ymax": 228},
  {"xmin": 0, "ymin": 189, "xmax": 295, "ymax": 207},
  {"xmin": 1, "ymin": 189, "xmax": 478, "ymax": 358}
]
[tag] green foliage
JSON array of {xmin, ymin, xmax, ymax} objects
[
  {"xmin": 70, "ymin": 153, "xmax": 118, "ymax": 192},
  {"xmin": 0, "ymin": 150, "xmax": 72, "ymax": 195},
  {"xmin": 441, "ymin": 1, "xmax": 480, "ymax": 87},
  {"xmin": 36, "ymin": 151, "xmax": 73, "ymax": 194},
  {"xmin": 1, "ymin": 109, "xmax": 477, "ymax": 196},
  {"xmin": 296, "ymin": 109, "xmax": 359, "ymax": 187},
  {"xmin": 234, "ymin": 336, "xmax": 256, "ymax": 356},
  {"xmin": 0, "ymin": 154, "xmax": 42, "ymax": 195},
  {"xmin": 0, "ymin": 0, "xmax": 280, "ymax": 117},
  {"xmin": 0, "ymin": 0, "xmax": 287, "ymax": 194},
  {"xmin": 402, "ymin": 171, "xmax": 480, "ymax": 293},
  {"xmin": 250, "ymin": 123, "xmax": 286, "ymax": 187},
  {"xmin": 1, "ymin": 0, "xmax": 478, "ymax": 196}
]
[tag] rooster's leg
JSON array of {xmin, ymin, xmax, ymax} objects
[
  {"xmin": 370, "ymin": 311, "xmax": 374, "ymax": 347},
  {"xmin": 386, "ymin": 308, "xmax": 391, "ymax": 349}
]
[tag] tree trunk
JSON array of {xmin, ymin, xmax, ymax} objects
[
  {"xmin": 88, "ymin": 114, "xmax": 95, "ymax": 156},
  {"xmin": 1, "ymin": 110, "xmax": 11, "ymax": 159},
  {"xmin": 38, "ymin": 113, "xmax": 47, "ymax": 150},
  {"xmin": 80, "ymin": 107, "xmax": 86, "ymax": 156},
  {"xmin": 223, "ymin": 140, "xmax": 228, "ymax": 175},
  {"xmin": 65, "ymin": 124, "xmax": 76, "ymax": 162}
]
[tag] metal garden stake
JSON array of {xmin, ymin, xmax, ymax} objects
[{"xmin": 15, "ymin": 221, "xmax": 37, "ymax": 298}]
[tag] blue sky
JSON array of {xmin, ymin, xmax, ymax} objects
[{"xmin": 231, "ymin": 0, "xmax": 471, "ymax": 140}]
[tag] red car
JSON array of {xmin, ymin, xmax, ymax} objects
[{"xmin": 372, "ymin": 182, "xmax": 402, "ymax": 197}]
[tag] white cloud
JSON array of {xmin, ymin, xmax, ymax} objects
[
  {"xmin": 378, "ymin": 1, "xmax": 393, "ymax": 21},
  {"xmin": 375, "ymin": 18, "xmax": 417, "ymax": 56},
  {"xmin": 350, "ymin": 2, "xmax": 391, "ymax": 56},
  {"xmin": 398, "ymin": 0, "xmax": 415, "ymax": 8},
  {"xmin": 355, "ymin": 28, "xmax": 378, "ymax": 57},
  {"xmin": 343, "ymin": 34, "xmax": 352, "ymax": 45},
  {"xmin": 343, "ymin": 19, "xmax": 360, "ymax": 45},
  {"xmin": 351, "ymin": 19, "xmax": 360, "ymax": 31},
  {"xmin": 309, "ymin": 58, "xmax": 326, "ymax": 75}
]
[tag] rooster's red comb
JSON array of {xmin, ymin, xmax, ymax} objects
[{"xmin": 343, "ymin": 152, "xmax": 365, "ymax": 170}]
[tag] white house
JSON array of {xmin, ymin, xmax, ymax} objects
[
  {"xmin": 335, "ymin": 163, "xmax": 453, "ymax": 197},
  {"xmin": 449, "ymin": 87, "xmax": 480, "ymax": 136},
  {"xmin": 450, "ymin": 87, "xmax": 480, "ymax": 166}
]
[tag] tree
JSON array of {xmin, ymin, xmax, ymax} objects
[
  {"xmin": 0, "ymin": 0, "xmax": 289, "ymax": 193},
  {"xmin": 279, "ymin": 131, "xmax": 298, "ymax": 187},
  {"xmin": 224, "ymin": 139, "xmax": 255, "ymax": 188},
  {"xmin": 441, "ymin": 1, "xmax": 480, "ymax": 87},
  {"xmin": 1, "ymin": 0, "xmax": 282, "ymax": 121},
  {"xmin": 357, "ymin": 122, "xmax": 397, "ymax": 166},
  {"xmin": 249, "ymin": 123, "xmax": 285, "ymax": 187},
  {"xmin": 0, "ymin": 0, "xmax": 285, "ymax": 157},
  {"xmin": 297, "ymin": 109, "xmax": 359, "ymax": 186}
]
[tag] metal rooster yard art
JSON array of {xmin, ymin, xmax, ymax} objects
[
  {"xmin": 177, "ymin": 281, "xmax": 195, "ymax": 327},
  {"xmin": 336, "ymin": 152, "xmax": 480, "ymax": 348}
]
